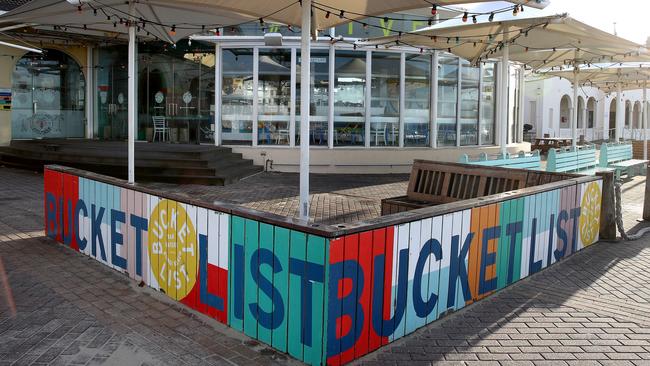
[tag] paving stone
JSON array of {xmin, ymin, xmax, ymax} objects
[
  {"xmin": 6, "ymin": 168, "xmax": 650, "ymax": 366},
  {"xmin": 0, "ymin": 167, "xmax": 296, "ymax": 366}
]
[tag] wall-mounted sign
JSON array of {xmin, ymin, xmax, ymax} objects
[{"xmin": 0, "ymin": 88, "xmax": 12, "ymax": 110}]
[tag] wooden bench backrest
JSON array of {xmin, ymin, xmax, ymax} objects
[
  {"xmin": 547, "ymin": 146, "xmax": 597, "ymax": 173},
  {"xmin": 458, "ymin": 151, "xmax": 541, "ymax": 170},
  {"xmin": 407, "ymin": 160, "xmax": 529, "ymax": 204},
  {"xmin": 599, "ymin": 143, "xmax": 633, "ymax": 166}
]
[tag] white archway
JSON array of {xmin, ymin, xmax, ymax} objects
[
  {"xmin": 587, "ymin": 97, "xmax": 596, "ymax": 129},
  {"xmin": 633, "ymin": 101, "xmax": 642, "ymax": 129},
  {"xmin": 559, "ymin": 94, "xmax": 571, "ymax": 129}
]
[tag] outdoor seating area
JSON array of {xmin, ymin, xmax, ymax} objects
[
  {"xmin": 6, "ymin": 0, "xmax": 650, "ymax": 365},
  {"xmin": 458, "ymin": 142, "xmax": 647, "ymax": 181}
]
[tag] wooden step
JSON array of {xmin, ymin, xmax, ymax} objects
[{"xmin": 0, "ymin": 140, "xmax": 262, "ymax": 186}]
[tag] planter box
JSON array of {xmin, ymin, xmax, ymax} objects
[{"xmin": 43, "ymin": 163, "xmax": 603, "ymax": 366}]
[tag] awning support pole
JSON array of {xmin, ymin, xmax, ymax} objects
[
  {"xmin": 641, "ymin": 81, "xmax": 648, "ymax": 160},
  {"xmin": 616, "ymin": 83, "xmax": 623, "ymax": 142},
  {"xmin": 499, "ymin": 28, "xmax": 510, "ymax": 156},
  {"xmin": 299, "ymin": 0, "xmax": 311, "ymax": 220},
  {"xmin": 127, "ymin": 12, "xmax": 136, "ymax": 184},
  {"xmin": 571, "ymin": 64, "xmax": 579, "ymax": 148}
]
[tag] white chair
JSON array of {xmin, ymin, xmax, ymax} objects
[
  {"xmin": 276, "ymin": 128, "xmax": 290, "ymax": 144},
  {"xmin": 152, "ymin": 116, "xmax": 169, "ymax": 142}
]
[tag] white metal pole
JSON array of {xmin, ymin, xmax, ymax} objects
[
  {"xmin": 582, "ymin": 104, "xmax": 587, "ymax": 142},
  {"xmin": 430, "ymin": 51, "xmax": 438, "ymax": 148},
  {"xmin": 290, "ymin": 48, "xmax": 297, "ymax": 147},
  {"xmin": 499, "ymin": 28, "xmax": 510, "ymax": 156},
  {"xmin": 86, "ymin": 46, "xmax": 94, "ymax": 139},
  {"xmin": 299, "ymin": 0, "xmax": 311, "ymax": 220},
  {"xmin": 571, "ymin": 67, "xmax": 579, "ymax": 148},
  {"xmin": 641, "ymin": 81, "xmax": 648, "ymax": 160},
  {"xmin": 616, "ymin": 83, "xmax": 623, "ymax": 141},
  {"xmin": 127, "ymin": 19, "xmax": 136, "ymax": 184},
  {"xmin": 214, "ymin": 43, "xmax": 222, "ymax": 146}
]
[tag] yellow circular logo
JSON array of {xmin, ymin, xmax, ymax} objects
[
  {"xmin": 148, "ymin": 200, "xmax": 197, "ymax": 299},
  {"xmin": 579, "ymin": 182, "xmax": 602, "ymax": 247}
]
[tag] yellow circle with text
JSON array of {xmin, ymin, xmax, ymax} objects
[
  {"xmin": 148, "ymin": 199, "xmax": 197, "ymax": 299},
  {"xmin": 579, "ymin": 182, "xmax": 602, "ymax": 247}
]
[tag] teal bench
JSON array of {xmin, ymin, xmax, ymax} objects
[
  {"xmin": 459, "ymin": 150, "xmax": 541, "ymax": 170},
  {"xmin": 599, "ymin": 142, "xmax": 648, "ymax": 180},
  {"xmin": 546, "ymin": 146, "xmax": 611, "ymax": 175}
]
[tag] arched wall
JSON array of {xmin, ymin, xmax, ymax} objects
[{"xmin": 0, "ymin": 44, "xmax": 87, "ymax": 145}]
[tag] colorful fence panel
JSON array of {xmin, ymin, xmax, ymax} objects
[{"xmin": 44, "ymin": 166, "xmax": 602, "ymax": 366}]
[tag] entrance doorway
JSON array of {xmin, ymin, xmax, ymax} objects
[{"xmin": 11, "ymin": 49, "xmax": 85, "ymax": 139}]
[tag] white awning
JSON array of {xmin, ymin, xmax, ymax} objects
[
  {"xmin": 361, "ymin": 13, "xmax": 649, "ymax": 70},
  {"xmin": 540, "ymin": 66, "xmax": 650, "ymax": 92},
  {"xmin": 0, "ymin": 0, "xmax": 550, "ymax": 43}
]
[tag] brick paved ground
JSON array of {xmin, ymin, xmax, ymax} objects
[
  {"xmin": 4, "ymin": 166, "xmax": 650, "ymax": 366},
  {"xmin": 143, "ymin": 172, "xmax": 409, "ymax": 225},
  {"xmin": 354, "ymin": 173, "xmax": 650, "ymax": 366},
  {"xmin": 0, "ymin": 167, "xmax": 298, "ymax": 366}
]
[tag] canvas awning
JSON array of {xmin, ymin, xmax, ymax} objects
[
  {"xmin": 0, "ymin": 0, "xmax": 550, "ymax": 42},
  {"xmin": 360, "ymin": 14, "xmax": 649, "ymax": 69},
  {"xmin": 0, "ymin": 0, "xmax": 256, "ymax": 43},
  {"xmin": 540, "ymin": 66, "xmax": 650, "ymax": 91}
]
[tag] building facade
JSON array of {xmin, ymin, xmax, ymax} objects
[
  {"xmin": 0, "ymin": 19, "xmax": 530, "ymax": 173},
  {"xmin": 524, "ymin": 75, "xmax": 649, "ymax": 142}
]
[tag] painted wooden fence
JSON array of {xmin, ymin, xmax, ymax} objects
[{"xmin": 44, "ymin": 165, "xmax": 603, "ymax": 366}]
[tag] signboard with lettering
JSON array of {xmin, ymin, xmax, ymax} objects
[
  {"xmin": 44, "ymin": 167, "xmax": 601, "ymax": 365},
  {"xmin": 0, "ymin": 88, "xmax": 11, "ymax": 110}
]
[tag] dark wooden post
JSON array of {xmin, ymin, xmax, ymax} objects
[
  {"xmin": 597, "ymin": 171, "xmax": 616, "ymax": 240},
  {"xmin": 643, "ymin": 165, "xmax": 650, "ymax": 221}
]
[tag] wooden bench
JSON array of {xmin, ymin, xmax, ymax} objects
[
  {"xmin": 546, "ymin": 146, "xmax": 612, "ymax": 175},
  {"xmin": 599, "ymin": 142, "xmax": 648, "ymax": 180},
  {"xmin": 381, "ymin": 160, "xmax": 574, "ymax": 215},
  {"xmin": 458, "ymin": 150, "xmax": 541, "ymax": 170}
]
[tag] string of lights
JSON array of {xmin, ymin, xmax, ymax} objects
[
  {"xmin": 2, "ymin": 0, "xmax": 645, "ymax": 72},
  {"xmin": 20, "ymin": 0, "xmax": 530, "ymax": 45},
  {"xmin": 312, "ymin": 0, "xmax": 523, "ymax": 24}
]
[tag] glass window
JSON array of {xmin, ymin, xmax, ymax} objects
[
  {"xmin": 460, "ymin": 60, "xmax": 479, "ymax": 146},
  {"xmin": 193, "ymin": 52, "xmax": 216, "ymax": 144},
  {"xmin": 480, "ymin": 63, "xmax": 496, "ymax": 145},
  {"xmin": 404, "ymin": 54, "xmax": 431, "ymax": 147},
  {"xmin": 296, "ymin": 49, "xmax": 329, "ymax": 146},
  {"xmin": 94, "ymin": 46, "xmax": 127, "ymax": 140},
  {"xmin": 221, "ymin": 48, "xmax": 254, "ymax": 145},
  {"xmin": 334, "ymin": 50, "xmax": 366, "ymax": 147},
  {"xmin": 370, "ymin": 52, "xmax": 400, "ymax": 147},
  {"xmin": 12, "ymin": 50, "xmax": 85, "ymax": 140},
  {"xmin": 134, "ymin": 40, "xmax": 215, "ymax": 144},
  {"xmin": 437, "ymin": 56, "xmax": 458, "ymax": 147},
  {"xmin": 257, "ymin": 48, "xmax": 291, "ymax": 145}
]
